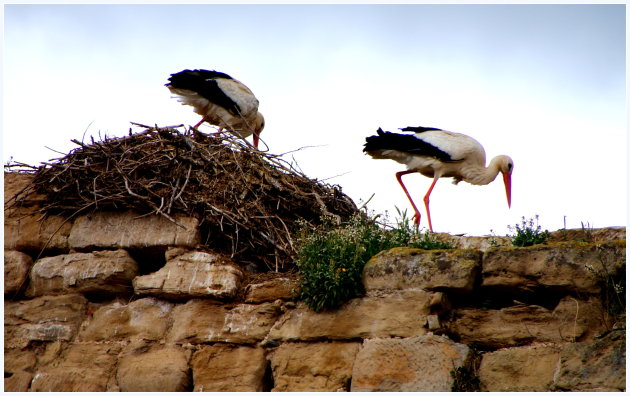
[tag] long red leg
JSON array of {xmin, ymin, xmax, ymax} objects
[
  {"xmin": 395, "ymin": 170, "xmax": 422, "ymax": 229},
  {"xmin": 423, "ymin": 177, "xmax": 440, "ymax": 232},
  {"xmin": 193, "ymin": 117, "xmax": 206, "ymax": 129}
]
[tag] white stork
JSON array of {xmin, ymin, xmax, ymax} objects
[
  {"xmin": 364, "ymin": 126, "xmax": 513, "ymax": 232},
  {"xmin": 166, "ymin": 69, "xmax": 265, "ymax": 148}
]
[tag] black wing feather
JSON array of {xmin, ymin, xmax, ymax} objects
[
  {"xmin": 166, "ymin": 69, "xmax": 241, "ymax": 114},
  {"xmin": 363, "ymin": 128, "xmax": 457, "ymax": 162},
  {"xmin": 400, "ymin": 126, "xmax": 443, "ymax": 133}
]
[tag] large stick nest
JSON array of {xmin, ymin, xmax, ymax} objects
[{"xmin": 7, "ymin": 124, "xmax": 358, "ymax": 271}]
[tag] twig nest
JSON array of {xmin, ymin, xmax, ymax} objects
[{"xmin": 9, "ymin": 125, "xmax": 358, "ymax": 271}]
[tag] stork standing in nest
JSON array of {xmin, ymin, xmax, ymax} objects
[
  {"xmin": 166, "ymin": 69, "xmax": 265, "ymax": 148},
  {"xmin": 364, "ymin": 126, "xmax": 513, "ymax": 232}
]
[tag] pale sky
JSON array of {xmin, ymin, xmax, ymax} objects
[{"xmin": 2, "ymin": 3, "xmax": 627, "ymax": 236}]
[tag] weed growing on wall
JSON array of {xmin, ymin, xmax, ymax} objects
[
  {"xmin": 586, "ymin": 244, "xmax": 626, "ymax": 324},
  {"xmin": 295, "ymin": 209, "xmax": 453, "ymax": 312},
  {"xmin": 508, "ymin": 215, "xmax": 551, "ymax": 247}
]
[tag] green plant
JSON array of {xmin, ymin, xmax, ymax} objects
[
  {"xmin": 487, "ymin": 229, "xmax": 508, "ymax": 247},
  {"xmin": 559, "ymin": 217, "xmax": 596, "ymax": 242},
  {"xmin": 577, "ymin": 221, "xmax": 594, "ymax": 242},
  {"xmin": 294, "ymin": 215, "xmax": 378, "ymax": 312},
  {"xmin": 390, "ymin": 207, "xmax": 454, "ymax": 250},
  {"xmin": 295, "ymin": 209, "xmax": 453, "ymax": 312},
  {"xmin": 586, "ymin": 244, "xmax": 626, "ymax": 324},
  {"xmin": 508, "ymin": 215, "xmax": 551, "ymax": 247}
]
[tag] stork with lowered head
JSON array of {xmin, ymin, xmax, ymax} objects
[{"xmin": 363, "ymin": 126, "xmax": 513, "ymax": 232}]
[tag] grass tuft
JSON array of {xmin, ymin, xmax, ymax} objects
[
  {"xmin": 508, "ymin": 215, "xmax": 551, "ymax": 247},
  {"xmin": 586, "ymin": 244, "xmax": 626, "ymax": 325},
  {"xmin": 295, "ymin": 208, "xmax": 453, "ymax": 312}
]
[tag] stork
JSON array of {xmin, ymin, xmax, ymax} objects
[
  {"xmin": 166, "ymin": 69, "xmax": 265, "ymax": 148},
  {"xmin": 363, "ymin": 126, "xmax": 513, "ymax": 232}
]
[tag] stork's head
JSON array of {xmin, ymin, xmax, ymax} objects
[
  {"xmin": 253, "ymin": 112, "xmax": 265, "ymax": 149},
  {"xmin": 497, "ymin": 155, "xmax": 514, "ymax": 208}
]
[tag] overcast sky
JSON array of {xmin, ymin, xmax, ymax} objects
[{"xmin": 3, "ymin": 3, "xmax": 627, "ymax": 236}]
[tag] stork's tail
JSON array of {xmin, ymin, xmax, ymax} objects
[
  {"xmin": 363, "ymin": 128, "xmax": 416, "ymax": 153},
  {"xmin": 166, "ymin": 70, "xmax": 203, "ymax": 91},
  {"xmin": 166, "ymin": 69, "xmax": 232, "ymax": 90}
]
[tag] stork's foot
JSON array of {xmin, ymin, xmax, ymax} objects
[{"xmin": 412, "ymin": 212, "xmax": 421, "ymax": 231}]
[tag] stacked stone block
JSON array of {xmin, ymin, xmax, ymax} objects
[{"xmin": 4, "ymin": 172, "xmax": 626, "ymax": 391}]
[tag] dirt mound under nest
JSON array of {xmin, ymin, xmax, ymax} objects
[{"xmin": 8, "ymin": 124, "xmax": 358, "ymax": 271}]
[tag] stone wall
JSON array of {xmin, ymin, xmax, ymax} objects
[{"xmin": 4, "ymin": 172, "xmax": 626, "ymax": 391}]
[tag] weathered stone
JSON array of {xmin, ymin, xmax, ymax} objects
[
  {"xmin": 117, "ymin": 342, "xmax": 191, "ymax": 392},
  {"xmin": 4, "ymin": 208, "xmax": 72, "ymax": 251},
  {"xmin": 363, "ymin": 247, "xmax": 481, "ymax": 292},
  {"xmin": 4, "ymin": 172, "xmax": 46, "ymax": 205},
  {"xmin": 5, "ymin": 294, "xmax": 87, "ymax": 348},
  {"xmin": 4, "ymin": 173, "xmax": 69, "ymax": 251},
  {"xmin": 79, "ymin": 297, "xmax": 174, "ymax": 341},
  {"xmin": 30, "ymin": 342, "xmax": 122, "ymax": 392},
  {"xmin": 36, "ymin": 340, "xmax": 66, "ymax": 367},
  {"xmin": 549, "ymin": 226, "xmax": 626, "ymax": 243},
  {"xmin": 133, "ymin": 251, "xmax": 242, "ymax": 299},
  {"xmin": 165, "ymin": 246, "xmax": 191, "ymax": 260},
  {"xmin": 4, "ymin": 250, "xmax": 32, "ymax": 295},
  {"xmin": 351, "ymin": 335, "xmax": 470, "ymax": 392},
  {"xmin": 191, "ymin": 344, "xmax": 266, "ymax": 391},
  {"xmin": 26, "ymin": 249, "xmax": 138, "ymax": 297},
  {"xmin": 435, "ymin": 233, "xmax": 512, "ymax": 250},
  {"xmin": 68, "ymin": 210, "xmax": 200, "ymax": 250},
  {"xmin": 168, "ymin": 299, "xmax": 282, "ymax": 344},
  {"xmin": 434, "ymin": 227, "xmax": 626, "ymax": 250},
  {"xmin": 4, "ymin": 371, "xmax": 34, "ymax": 392},
  {"xmin": 244, "ymin": 277, "xmax": 298, "ymax": 303},
  {"xmin": 479, "ymin": 343, "xmax": 562, "ymax": 391},
  {"xmin": 479, "ymin": 331, "xmax": 626, "ymax": 392},
  {"xmin": 553, "ymin": 330, "xmax": 625, "ymax": 391},
  {"xmin": 4, "ymin": 348, "xmax": 37, "ymax": 391},
  {"xmin": 1, "ymin": 220, "xmax": 623, "ymax": 393},
  {"xmin": 482, "ymin": 241, "xmax": 625, "ymax": 294},
  {"xmin": 448, "ymin": 297, "xmax": 606, "ymax": 349},
  {"xmin": 269, "ymin": 342, "xmax": 360, "ymax": 391},
  {"xmin": 4, "ymin": 347, "xmax": 37, "ymax": 373},
  {"xmin": 427, "ymin": 314, "xmax": 441, "ymax": 330},
  {"xmin": 4, "ymin": 173, "xmax": 58, "ymax": 251},
  {"xmin": 552, "ymin": 296, "xmax": 608, "ymax": 341},
  {"xmin": 265, "ymin": 290, "xmax": 443, "ymax": 342}
]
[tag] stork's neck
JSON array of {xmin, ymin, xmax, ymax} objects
[{"xmin": 462, "ymin": 156, "xmax": 504, "ymax": 186}]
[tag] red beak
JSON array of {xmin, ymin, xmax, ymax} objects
[
  {"xmin": 253, "ymin": 131, "xmax": 260, "ymax": 149},
  {"xmin": 503, "ymin": 172, "xmax": 512, "ymax": 208}
]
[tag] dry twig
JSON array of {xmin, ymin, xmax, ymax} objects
[{"xmin": 5, "ymin": 125, "xmax": 358, "ymax": 271}]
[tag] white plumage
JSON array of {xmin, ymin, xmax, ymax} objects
[
  {"xmin": 364, "ymin": 126, "xmax": 513, "ymax": 232},
  {"xmin": 166, "ymin": 69, "xmax": 265, "ymax": 148}
]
